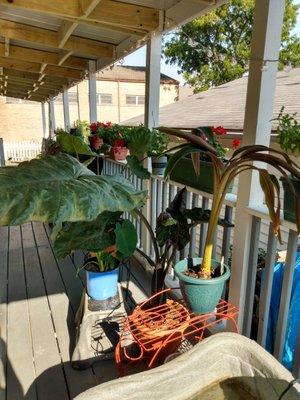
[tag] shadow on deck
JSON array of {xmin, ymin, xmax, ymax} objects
[{"xmin": 0, "ymin": 222, "xmax": 150, "ymax": 400}]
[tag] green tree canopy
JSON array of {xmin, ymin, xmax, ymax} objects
[{"xmin": 164, "ymin": 0, "xmax": 300, "ymax": 92}]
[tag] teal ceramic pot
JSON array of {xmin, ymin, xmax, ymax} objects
[
  {"xmin": 174, "ymin": 257, "xmax": 230, "ymax": 315},
  {"xmin": 281, "ymin": 176, "xmax": 300, "ymax": 224}
]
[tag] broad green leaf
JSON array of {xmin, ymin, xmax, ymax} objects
[
  {"xmin": 57, "ymin": 132, "xmax": 97, "ymax": 156},
  {"xmin": 126, "ymin": 155, "xmax": 150, "ymax": 179},
  {"xmin": 115, "ymin": 219, "xmax": 138, "ymax": 259},
  {"xmin": 0, "ymin": 154, "xmax": 147, "ymax": 227},
  {"xmin": 53, "ymin": 211, "xmax": 122, "ymax": 258},
  {"xmin": 127, "ymin": 126, "xmax": 151, "ymax": 158}
]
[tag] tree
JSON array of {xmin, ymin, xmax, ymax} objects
[{"xmin": 164, "ymin": 0, "xmax": 300, "ymax": 92}]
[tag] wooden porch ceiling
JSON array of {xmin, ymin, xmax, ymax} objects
[{"xmin": 0, "ymin": 0, "xmax": 224, "ymax": 103}]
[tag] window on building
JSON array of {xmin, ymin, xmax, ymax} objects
[
  {"xmin": 97, "ymin": 93, "xmax": 112, "ymax": 105},
  {"xmin": 126, "ymin": 95, "xmax": 145, "ymax": 106},
  {"xmin": 54, "ymin": 93, "xmax": 77, "ymax": 104},
  {"xmin": 6, "ymin": 97, "xmax": 32, "ymax": 104}
]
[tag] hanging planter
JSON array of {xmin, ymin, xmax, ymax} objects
[{"xmin": 174, "ymin": 257, "xmax": 230, "ymax": 315}]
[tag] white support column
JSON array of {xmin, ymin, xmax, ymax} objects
[
  {"xmin": 62, "ymin": 90, "xmax": 70, "ymax": 131},
  {"xmin": 41, "ymin": 102, "xmax": 47, "ymax": 138},
  {"xmin": 228, "ymin": 0, "xmax": 285, "ymax": 331},
  {"xmin": 141, "ymin": 29, "xmax": 162, "ymax": 254},
  {"xmin": 144, "ymin": 31, "xmax": 162, "ymax": 129},
  {"xmin": 48, "ymin": 100, "xmax": 56, "ymax": 139},
  {"xmin": 88, "ymin": 60, "xmax": 97, "ymax": 123}
]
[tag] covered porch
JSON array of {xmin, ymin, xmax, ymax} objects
[{"xmin": 0, "ymin": 0, "xmax": 299, "ymax": 399}]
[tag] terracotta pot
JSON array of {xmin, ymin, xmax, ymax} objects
[
  {"xmin": 110, "ymin": 146, "xmax": 129, "ymax": 161},
  {"xmin": 112, "ymin": 139, "xmax": 125, "ymax": 147},
  {"xmin": 89, "ymin": 136, "xmax": 103, "ymax": 150}
]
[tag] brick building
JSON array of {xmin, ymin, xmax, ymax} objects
[{"xmin": 0, "ymin": 65, "xmax": 179, "ymax": 142}]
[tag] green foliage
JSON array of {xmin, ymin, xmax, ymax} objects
[
  {"xmin": 275, "ymin": 107, "xmax": 300, "ymax": 155},
  {"xmin": 53, "ymin": 211, "xmax": 122, "ymax": 258},
  {"xmin": 115, "ymin": 219, "xmax": 138, "ymax": 259},
  {"xmin": 126, "ymin": 155, "xmax": 151, "ymax": 179},
  {"xmin": 126, "ymin": 125, "xmax": 152, "ymax": 158},
  {"xmin": 56, "ymin": 132, "xmax": 97, "ymax": 157},
  {"xmin": 94, "ymin": 251, "xmax": 119, "ymax": 272},
  {"xmin": 164, "ymin": 0, "xmax": 300, "ymax": 92},
  {"xmin": 75, "ymin": 120, "xmax": 90, "ymax": 142},
  {"xmin": 0, "ymin": 154, "xmax": 146, "ymax": 228},
  {"xmin": 147, "ymin": 129, "xmax": 169, "ymax": 156}
]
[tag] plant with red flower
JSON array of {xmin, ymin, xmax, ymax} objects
[
  {"xmin": 232, "ymin": 138, "xmax": 241, "ymax": 149},
  {"xmin": 212, "ymin": 126, "xmax": 227, "ymax": 136},
  {"xmin": 90, "ymin": 122, "xmax": 98, "ymax": 133}
]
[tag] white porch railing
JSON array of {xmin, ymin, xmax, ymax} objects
[
  {"xmin": 103, "ymin": 156, "xmax": 300, "ymax": 377},
  {"xmin": 3, "ymin": 140, "xmax": 42, "ymax": 163}
]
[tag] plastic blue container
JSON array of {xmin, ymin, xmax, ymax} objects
[{"xmin": 86, "ymin": 268, "xmax": 119, "ymax": 301}]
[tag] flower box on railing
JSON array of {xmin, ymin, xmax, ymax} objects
[{"xmin": 170, "ymin": 157, "xmax": 233, "ymax": 194}]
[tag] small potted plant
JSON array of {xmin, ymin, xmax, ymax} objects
[
  {"xmin": 89, "ymin": 122, "xmax": 104, "ymax": 151},
  {"xmin": 108, "ymin": 124, "xmax": 129, "ymax": 161},
  {"xmin": 162, "ymin": 127, "xmax": 300, "ymax": 315},
  {"xmin": 54, "ymin": 213, "xmax": 138, "ymax": 305},
  {"xmin": 169, "ymin": 126, "xmax": 240, "ymax": 193},
  {"xmin": 148, "ymin": 129, "xmax": 169, "ymax": 176},
  {"xmin": 274, "ymin": 107, "xmax": 300, "ymax": 223}
]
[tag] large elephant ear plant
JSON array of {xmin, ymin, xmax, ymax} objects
[
  {"xmin": 161, "ymin": 127, "xmax": 300, "ymax": 279},
  {"xmin": 0, "ymin": 154, "xmax": 146, "ymax": 239}
]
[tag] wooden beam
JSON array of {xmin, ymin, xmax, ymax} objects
[
  {"xmin": 0, "ymin": 19, "xmax": 115, "ymax": 58},
  {"xmin": 0, "ymin": 56, "xmax": 84, "ymax": 79},
  {"xmin": 0, "ymin": 0, "xmax": 159, "ymax": 31},
  {"xmin": 0, "ymin": 43, "xmax": 87, "ymax": 70}
]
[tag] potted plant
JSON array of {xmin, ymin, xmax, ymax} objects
[
  {"xmin": 54, "ymin": 212, "xmax": 138, "ymax": 304},
  {"xmin": 148, "ymin": 129, "xmax": 169, "ymax": 176},
  {"xmin": 0, "ymin": 153, "xmax": 146, "ymax": 281},
  {"xmin": 169, "ymin": 126, "xmax": 240, "ymax": 193},
  {"xmin": 89, "ymin": 122, "xmax": 103, "ymax": 151},
  {"xmin": 274, "ymin": 107, "xmax": 300, "ymax": 223},
  {"xmin": 161, "ymin": 127, "xmax": 300, "ymax": 314}
]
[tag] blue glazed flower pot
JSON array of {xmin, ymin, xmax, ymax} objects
[
  {"xmin": 174, "ymin": 258, "xmax": 230, "ymax": 315},
  {"xmin": 86, "ymin": 268, "xmax": 119, "ymax": 301}
]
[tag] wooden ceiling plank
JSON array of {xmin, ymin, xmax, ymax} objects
[
  {"xmin": 0, "ymin": 43, "xmax": 87, "ymax": 69},
  {"xmin": 0, "ymin": 0, "xmax": 158, "ymax": 31},
  {"xmin": 0, "ymin": 19, "xmax": 115, "ymax": 58}
]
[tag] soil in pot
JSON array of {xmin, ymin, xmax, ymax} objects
[{"xmin": 175, "ymin": 257, "xmax": 230, "ymax": 315}]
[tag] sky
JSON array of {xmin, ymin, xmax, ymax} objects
[{"xmin": 121, "ymin": 1, "xmax": 300, "ymax": 85}]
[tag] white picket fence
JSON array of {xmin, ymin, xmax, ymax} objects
[{"xmin": 3, "ymin": 140, "xmax": 42, "ymax": 162}]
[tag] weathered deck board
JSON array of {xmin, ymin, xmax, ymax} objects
[
  {"xmin": 7, "ymin": 226, "xmax": 37, "ymax": 400},
  {"xmin": 0, "ymin": 226, "xmax": 8, "ymax": 400},
  {"xmin": 22, "ymin": 222, "xmax": 69, "ymax": 400},
  {"xmin": 0, "ymin": 222, "xmax": 150, "ymax": 400}
]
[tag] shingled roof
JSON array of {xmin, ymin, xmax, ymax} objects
[
  {"xmin": 123, "ymin": 68, "xmax": 300, "ymax": 130},
  {"xmin": 97, "ymin": 65, "xmax": 179, "ymax": 84}
]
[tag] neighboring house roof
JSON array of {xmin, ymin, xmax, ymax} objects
[
  {"xmin": 123, "ymin": 68, "xmax": 300, "ymax": 129},
  {"xmin": 97, "ymin": 65, "xmax": 179, "ymax": 85},
  {"xmin": 178, "ymin": 85, "xmax": 194, "ymax": 100}
]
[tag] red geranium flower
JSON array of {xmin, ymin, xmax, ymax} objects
[
  {"xmin": 232, "ymin": 138, "xmax": 241, "ymax": 149},
  {"xmin": 90, "ymin": 122, "xmax": 98, "ymax": 133},
  {"xmin": 212, "ymin": 126, "xmax": 227, "ymax": 136}
]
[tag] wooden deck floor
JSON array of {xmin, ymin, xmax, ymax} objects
[{"xmin": 0, "ymin": 222, "xmax": 150, "ymax": 400}]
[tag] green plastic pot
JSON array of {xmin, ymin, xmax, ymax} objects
[
  {"xmin": 174, "ymin": 257, "xmax": 230, "ymax": 315},
  {"xmin": 281, "ymin": 176, "xmax": 300, "ymax": 224},
  {"xmin": 170, "ymin": 158, "xmax": 233, "ymax": 194}
]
